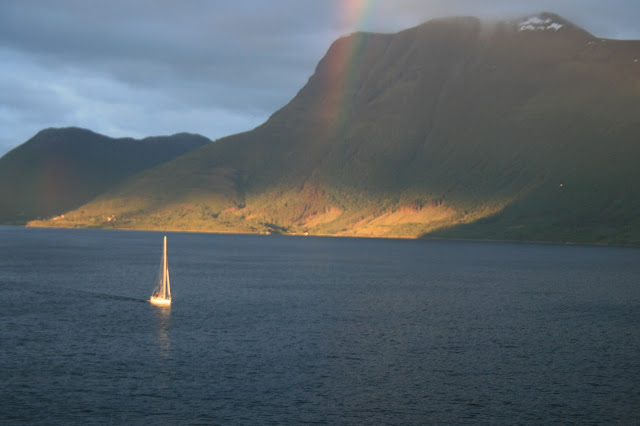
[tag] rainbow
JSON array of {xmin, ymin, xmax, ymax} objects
[
  {"xmin": 340, "ymin": 0, "xmax": 377, "ymax": 30},
  {"xmin": 318, "ymin": 0, "xmax": 379, "ymax": 137}
]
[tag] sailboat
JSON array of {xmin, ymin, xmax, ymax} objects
[{"xmin": 150, "ymin": 236, "xmax": 172, "ymax": 306}]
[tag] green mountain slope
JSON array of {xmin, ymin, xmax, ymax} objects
[
  {"xmin": 0, "ymin": 127, "xmax": 210, "ymax": 224},
  {"xmin": 28, "ymin": 14, "xmax": 640, "ymax": 244}
]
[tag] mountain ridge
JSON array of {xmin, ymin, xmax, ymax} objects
[
  {"xmin": 0, "ymin": 127, "xmax": 210, "ymax": 224},
  {"xmin": 7, "ymin": 14, "xmax": 640, "ymax": 244}
]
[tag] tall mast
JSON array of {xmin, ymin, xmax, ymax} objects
[
  {"xmin": 164, "ymin": 236, "xmax": 171, "ymax": 299},
  {"xmin": 163, "ymin": 236, "xmax": 167, "ymax": 297}
]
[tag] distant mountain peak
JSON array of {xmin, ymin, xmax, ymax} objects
[
  {"xmin": 35, "ymin": 126, "xmax": 97, "ymax": 137},
  {"xmin": 518, "ymin": 15, "xmax": 564, "ymax": 32},
  {"xmin": 514, "ymin": 12, "xmax": 590, "ymax": 36}
]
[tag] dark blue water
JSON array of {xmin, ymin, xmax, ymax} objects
[{"xmin": 1, "ymin": 226, "xmax": 639, "ymax": 424}]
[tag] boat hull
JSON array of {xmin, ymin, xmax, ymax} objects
[{"xmin": 150, "ymin": 296, "xmax": 171, "ymax": 306}]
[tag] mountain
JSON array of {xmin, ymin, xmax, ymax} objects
[
  {"xmin": 24, "ymin": 14, "xmax": 640, "ymax": 244},
  {"xmin": 0, "ymin": 127, "xmax": 210, "ymax": 224}
]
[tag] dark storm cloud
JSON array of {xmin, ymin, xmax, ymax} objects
[
  {"xmin": 1, "ymin": 1, "xmax": 638, "ymax": 156},
  {"xmin": 0, "ymin": 1, "xmax": 339, "ymax": 154},
  {"xmin": 0, "ymin": 1, "xmax": 331, "ymax": 102}
]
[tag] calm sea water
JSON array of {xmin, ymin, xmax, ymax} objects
[{"xmin": 1, "ymin": 226, "xmax": 639, "ymax": 424}]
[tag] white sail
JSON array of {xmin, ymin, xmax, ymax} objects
[{"xmin": 150, "ymin": 236, "xmax": 172, "ymax": 306}]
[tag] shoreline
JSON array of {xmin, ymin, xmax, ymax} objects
[{"xmin": 5, "ymin": 223, "xmax": 637, "ymax": 248}]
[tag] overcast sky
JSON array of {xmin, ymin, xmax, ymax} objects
[{"xmin": 1, "ymin": 0, "xmax": 639, "ymax": 156}]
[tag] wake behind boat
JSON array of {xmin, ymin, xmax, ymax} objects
[{"xmin": 150, "ymin": 236, "xmax": 171, "ymax": 306}]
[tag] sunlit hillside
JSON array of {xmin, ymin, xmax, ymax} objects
[{"xmin": 24, "ymin": 14, "xmax": 640, "ymax": 244}]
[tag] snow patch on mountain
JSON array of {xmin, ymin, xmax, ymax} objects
[{"xmin": 518, "ymin": 16, "xmax": 564, "ymax": 32}]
